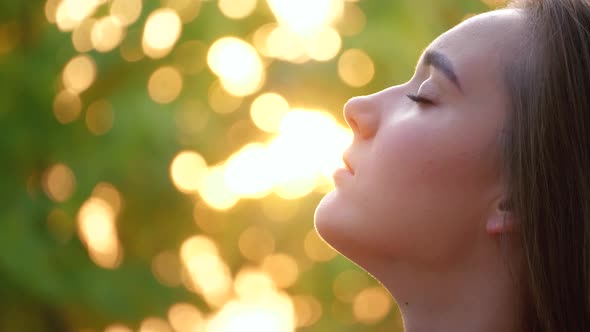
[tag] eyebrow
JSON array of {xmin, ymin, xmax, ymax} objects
[{"xmin": 423, "ymin": 50, "xmax": 462, "ymax": 92}]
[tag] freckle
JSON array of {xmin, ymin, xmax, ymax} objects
[{"xmin": 405, "ymin": 302, "xmax": 409, "ymax": 306}]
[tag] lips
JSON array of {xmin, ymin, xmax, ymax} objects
[{"xmin": 342, "ymin": 154, "xmax": 355, "ymax": 175}]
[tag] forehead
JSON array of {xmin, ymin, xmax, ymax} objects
[{"xmin": 423, "ymin": 9, "xmax": 525, "ymax": 94}]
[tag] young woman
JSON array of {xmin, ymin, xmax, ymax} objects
[{"xmin": 314, "ymin": 0, "xmax": 590, "ymax": 331}]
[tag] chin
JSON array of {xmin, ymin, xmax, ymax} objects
[{"xmin": 314, "ymin": 190, "xmax": 365, "ymax": 260}]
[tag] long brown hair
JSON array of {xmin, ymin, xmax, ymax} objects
[{"xmin": 502, "ymin": 0, "xmax": 590, "ymax": 330}]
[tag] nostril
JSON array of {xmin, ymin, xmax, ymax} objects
[{"xmin": 343, "ymin": 95, "xmax": 378, "ymax": 139}]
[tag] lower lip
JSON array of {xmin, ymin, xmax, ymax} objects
[{"xmin": 332, "ymin": 167, "xmax": 353, "ymax": 184}]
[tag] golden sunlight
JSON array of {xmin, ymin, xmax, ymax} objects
[
  {"xmin": 266, "ymin": 0, "xmax": 344, "ymax": 37},
  {"xmin": 143, "ymin": 9, "xmax": 182, "ymax": 58},
  {"xmin": 170, "ymin": 151, "xmax": 208, "ymax": 193},
  {"xmin": 53, "ymin": 90, "xmax": 82, "ymax": 124},
  {"xmin": 219, "ymin": 0, "xmax": 258, "ymax": 20},
  {"xmin": 148, "ymin": 66, "xmax": 184, "ymax": 104},
  {"xmin": 62, "ymin": 54, "xmax": 96, "ymax": 94},
  {"xmin": 43, "ymin": 163, "xmax": 76, "ymax": 203},
  {"xmin": 249, "ymin": 92, "xmax": 290, "ymax": 133},
  {"xmin": 207, "ymin": 37, "xmax": 264, "ymax": 96},
  {"xmin": 91, "ymin": 16, "xmax": 125, "ymax": 53},
  {"xmin": 338, "ymin": 48, "xmax": 375, "ymax": 87},
  {"xmin": 110, "ymin": 0, "xmax": 142, "ymax": 27},
  {"xmin": 77, "ymin": 196, "xmax": 123, "ymax": 269}
]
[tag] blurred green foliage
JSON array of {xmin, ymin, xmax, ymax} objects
[{"xmin": 0, "ymin": 0, "xmax": 495, "ymax": 331}]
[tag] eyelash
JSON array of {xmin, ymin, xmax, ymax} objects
[{"xmin": 406, "ymin": 94, "xmax": 433, "ymax": 105}]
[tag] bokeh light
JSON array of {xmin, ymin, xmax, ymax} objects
[
  {"xmin": 143, "ymin": 9, "xmax": 182, "ymax": 58},
  {"xmin": 291, "ymin": 295, "xmax": 323, "ymax": 328},
  {"xmin": 170, "ymin": 151, "xmax": 208, "ymax": 193},
  {"xmin": 91, "ymin": 16, "xmax": 125, "ymax": 52},
  {"xmin": 148, "ymin": 66, "xmax": 184, "ymax": 104},
  {"xmin": 338, "ymin": 48, "xmax": 375, "ymax": 87},
  {"xmin": 207, "ymin": 37, "xmax": 265, "ymax": 96},
  {"xmin": 77, "ymin": 195, "xmax": 123, "ymax": 269},
  {"xmin": 14, "ymin": 0, "xmax": 479, "ymax": 329},
  {"xmin": 219, "ymin": 0, "xmax": 258, "ymax": 19},
  {"xmin": 239, "ymin": 225, "xmax": 276, "ymax": 261},
  {"xmin": 352, "ymin": 286, "xmax": 393, "ymax": 324},
  {"xmin": 62, "ymin": 54, "xmax": 96, "ymax": 94},
  {"xmin": 139, "ymin": 317, "xmax": 173, "ymax": 332},
  {"xmin": 249, "ymin": 92, "xmax": 290, "ymax": 133},
  {"xmin": 85, "ymin": 99, "xmax": 114, "ymax": 135},
  {"xmin": 167, "ymin": 303, "xmax": 204, "ymax": 332},
  {"xmin": 53, "ymin": 90, "xmax": 82, "ymax": 124},
  {"xmin": 43, "ymin": 163, "xmax": 76, "ymax": 203},
  {"xmin": 110, "ymin": 0, "xmax": 142, "ymax": 26}
]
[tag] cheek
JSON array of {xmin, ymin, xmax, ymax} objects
[{"xmin": 362, "ymin": 120, "xmax": 500, "ymax": 259}]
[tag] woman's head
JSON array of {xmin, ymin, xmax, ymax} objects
[
  {"xmin": 315, "ymin": 10, "xmax": 525, "ymax": 269},
  {"xmin": 315, "ymin": 0, "xmax": 590, "ymax": 330}
]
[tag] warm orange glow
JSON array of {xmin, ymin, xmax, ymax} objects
[
  {"xmin": 86, "ymin": 99, "xmax": 114, "ymax": 135},
  {"xmin": 291, "ymin": 295, "xmax": 322, "ymax": 327},
  {"xmin": 233, "ymin": 268, "xmax": 276, "ymax": 299},
  {"xmin": 266, "ymin": 0, "xmax": 344, "ymax": 37},
  {"xmin": 352, "ymin": 286, "xmax": 393, "ymax": 324},
  {"xmin": 167, "ymin": 303, "xmax": 203, "ymax": 332},
  {"xmin": 207, "ymin": 289, "xmax": 295, "ymax": 332},
  {"xmin": 261, "ymin": 253, "xmax": 299, "ymax": 289},
  {"xmin": 77, "ymin": 197, "xmax": 122, "ymax": 269},
  {"xmin": 91, "ymin": 182, "xmax": 123, "ymax": 215},
  {"xmin": 72, "ymin": 18, "xmax": 96, "ymax": 53},
  {"xmin": 260, "ymin": 195, "xmax": 299, "ymax": 223},
  {"xmin": 62, "ymin": 54, "xmax": 96, "ymax": 94},
  {"xmin": 265, "ymin": 26, "xmax": 306, "ymax": 62},
  {"xmin": 91, "ymin": 16, "xmax": 125, "ymax": 53},
  {"xmin": 338, "ymin": 48, "xmax": 375, "ymax": 87},
  {"xmin": 43, "ymin": 163, "xmax": 76, "ymax": 203},
  {"xmin": 139, "ymin": 317, "xmax": 173, "ymax": 332},
  {"xmin": 110, "ymin": 0, "xmax": 142, "ymax": 26},
  {"xmin": 224, "ymin": 143, "xmax": 275, "ymax": 198},
  {"xmin": 207, "ymin": 37, "xmax": 264, "ymax": 96},
  {"xmin": 45, "ymin": 0, "xmax": 61, "ymax": 23},
  {"xmin": 53, "ymin": 90, "xmax": 82, "ymax": 124},
  {"xmin": 55, "ymin": 0, "xmax": 102, "ymax": 31},
  {"xmin": 197, "ymin": 165, "xmax": 239, "ymax": 211},
  {"xmin": 338, "ymin": 2, "xmax": 366, "ymax": 36},
  {"xmin": 303, "ymin": 229, "xmax": 337, "ymax": 262},
  {"xmin": 238, "ymin": 226, "xmax": 276, "ymax": 261},
  {"xmin": 142, "ymin": 9, "xmax": 182, "ymax": 58},
  {"xmin": 180, "ymin": 235, "xmax": 233, "ymax": 307},
  {"xmin": 170, "ymin": 150, "xmax": 208, "ymax": 193},
  {"xmin": 249, "ymin": 92, "xmax": 289, "ymax": 133},
  {"xmin": 148, "ymin": 66, "xmax": 184, "ymax": 104},
  {"xmin": 305, "ymin": 27, "xmax": 341, "ymax": 61},
  {"xmin": 218, "ymin": 0, "xmax": 257, "ymax": 19},
  {"xmin": 208, "ymin": 81, "xmax": 243, "ymax": 114}
]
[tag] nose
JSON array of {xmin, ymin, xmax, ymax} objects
[{"xmin": 343, "ymin": 95, "xmax": 379, "ymax": 139}]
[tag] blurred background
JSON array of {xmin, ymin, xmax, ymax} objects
[{"xmin": 0, "ymin": 0, "xmax": 504, "ymax": 331}]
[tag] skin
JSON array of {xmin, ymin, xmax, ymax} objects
[{"xmin": 314, "ymin": 9, "xmax": 525, "ymax": 332}]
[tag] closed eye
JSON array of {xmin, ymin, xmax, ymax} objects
[{"xmin": 407, "ymin": 94, "xmax": 433, "ymax": 105}]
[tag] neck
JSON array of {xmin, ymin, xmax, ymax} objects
[{"xmin": 363, "ymin": 240, "xmax": 523, "ymax": 332}]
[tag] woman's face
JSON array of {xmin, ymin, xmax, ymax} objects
[{"xmin": 314, "ymin": 10, "xmax": 524, "ymax": 269}]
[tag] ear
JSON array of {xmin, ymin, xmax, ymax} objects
[{"xmin": 485, "ymin": 199, "xmax": 517, "ymax": 235}]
